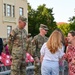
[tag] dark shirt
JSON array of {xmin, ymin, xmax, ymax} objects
[{"xmin": 0, "ymin": 38, "xmax": 3, "ymax": 55}]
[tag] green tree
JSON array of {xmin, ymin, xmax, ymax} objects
[
  {"xmin": 57, "ymin": 23, "xmax": 70, "ymax": 36},
  {"xmin": 36, "ymin": 4, "xmax": 57, "ymax": 36},
  {"xmin": 28, "ymin": 3, "xmax": 37, "ymax": 36},
  {"xmin": 28, "ymin": 4, "xmax": 57, "ymax": 37},
  {"xmin": 69, "ymin": 16, "xmax": 75, "ymax": 31}
]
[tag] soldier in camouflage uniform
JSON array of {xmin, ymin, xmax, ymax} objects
[
  {"xmin": 32, "ymin": 24, "xmax": 49, "ymax": 75},
  {"xmin": 8, "ymin": 16, "xmax": 27, "ymax": 75}
]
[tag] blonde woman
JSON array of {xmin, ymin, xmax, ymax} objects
[{"xmin": 40, "ymin": 30, "xmax": 64, "ymax": 75}]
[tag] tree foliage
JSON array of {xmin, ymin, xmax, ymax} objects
[
  {"xmin": 28, "ymin": 4, "xmax": 57, "ymax": 37},
  {"xmin": 69, "ymin": 16, "xmax": 75, "ymax": 31},
  {"xmin": 57, "ymin": 23, "xmax": 70, "ymax": 36}
]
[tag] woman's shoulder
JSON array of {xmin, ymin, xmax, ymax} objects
[
  {"xmin": 42, "ymin": 42, "xmax": 48, "ymax": 49},
  {"xmin": 43, "ymin": 42, "xmax": 47, "ymax": 46}
]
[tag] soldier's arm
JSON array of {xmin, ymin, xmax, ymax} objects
[
  {"xmin": 7, "ymin": 30, "xmax": 15, "ymax": 54},
  {"xmin": 31, "ymin": 36, "xmax": 37, "ymax": 57},
  {"xmin": 26, "ymin": 38, "xmax": 30, "ymax": 52}
]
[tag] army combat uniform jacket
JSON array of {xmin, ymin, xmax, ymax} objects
[
  {"xmin": 8, "ymin": 27, "xmax": 27, "ymax": 55},
  {"xmin": 32, "ymin": 34, "xmax": 48, "ymax": 57}
]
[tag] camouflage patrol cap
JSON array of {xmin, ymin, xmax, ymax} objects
[
  {"xmin": 40, "ymin": 24, "xmax": 49, "ymax": 31},
  {"xmin": 19, "ymin": 16, "xmax": 27, "ymax": 23}
]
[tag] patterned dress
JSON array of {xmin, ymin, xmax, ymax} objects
[{"xmin": 65, "ymin": 45, "xmax": 75, "ymax": 75}]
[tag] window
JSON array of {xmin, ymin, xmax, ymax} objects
[
  {"xmin": 4, "ymin": 4, "xmax": 6, "ymax": 16},
  {"xmin": 12, "ymin": 6, "xmax": 15, "ymax": 17},
  {"xmin": 7, "ymin": 26, "xmax": 12, "ymax": 37},
  {"xmin": 7, "ymin": 4, "xmax": 11, "ymax": 16},
  {"xmin": 19, "ymin": 7, "xmax": 23, "ymax": 16},
  {"xmin": 3, "ymin": 3, "xmax": 15, "ymax": 17}
]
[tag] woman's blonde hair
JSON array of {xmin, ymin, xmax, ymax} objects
[{"xmin": 46, "ymin": 30, "xmax": 62, "ymax": 54}]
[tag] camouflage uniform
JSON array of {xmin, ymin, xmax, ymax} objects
[
  {"xmin": 32, "ymin": 24, "xmax": 49, "ymax": 75},
  {"xmin": 8, "ymin": 27, "xmax": 27, "ymax": 75},
  {"xmin": 32, "ymin": 34, "xmax": 48, "ymax": 75},
  {"xmin": 26, "ymin": 36, "xmax": 33, "ymax": 55}
]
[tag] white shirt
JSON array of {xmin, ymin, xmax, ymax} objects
[{"xmin": 40, "ymin": 43, "xmax": 65, "ymax": 61}]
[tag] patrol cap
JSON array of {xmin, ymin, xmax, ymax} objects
[
  {"xmin": 40, "ymin": 24, "xmax": 49, "ymax": 31},
  {"xmin": 19, "ymin": 16, "xmax": 27, "ymax": 23}
]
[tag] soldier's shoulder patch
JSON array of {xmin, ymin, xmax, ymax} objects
[{"xmin": 34, "ymin": 35, "xmax": 39, "ymax": 39}]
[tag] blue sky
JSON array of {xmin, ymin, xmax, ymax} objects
[{"xmin": 27, "ymin": 0, "xmax": 75, "ymax": 23}]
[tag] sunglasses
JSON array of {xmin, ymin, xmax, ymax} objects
[{"xmin": 44, "ymin": 29, "xmax": 48, "ymax": 31}]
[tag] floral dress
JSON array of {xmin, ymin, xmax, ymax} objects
[{"xmin": 65, "ymin": 45, "xmax": 75, "ymax": 75}]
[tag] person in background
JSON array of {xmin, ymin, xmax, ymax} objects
[
  {"xmin": 4, "ymin": 44, "xmax": 10, "ymax": 55},
  {"xmin": 8, "ymin": 16, "xmax": 27, "ymax": 75},
  {"xmin": 55, "ymin": 28, "xmax": 65, "ymax": 47},
  {"xmin": 3, "ymin": 39, "xmax": 10, "ymax": 55},
  {"xmin": 0, "ymin": 38, "xmax": 3, "ymax": 55},
  {"xmin": 63, "ymin": 30, "xmax": 75, "ymax": 75},
  {"xmin": 32, "ymin": 24, "xmax": 49, "ymax": 75},
  {"xmin": 55, "ymin": 28, "xmax": 66, "ymax": 75},
  {"xmin": 64, "ymin": 37, "xmax": 68, "ymax": 52},
  {"xmin": 40, "ymin": 30, "xmax": 64, "ymax": 75}
]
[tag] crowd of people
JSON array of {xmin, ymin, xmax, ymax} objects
[{"xmin": 0, "ymin": 16, "xmax": 75, "ymax": 75}]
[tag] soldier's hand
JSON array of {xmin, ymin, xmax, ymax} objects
[{"xmin": 35, "ymin": 57, "xmax": 40, "ymax": 63}]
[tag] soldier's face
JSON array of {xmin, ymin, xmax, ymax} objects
[
  {"xmin": 19, "ymin": 20, "xmax": 26, "ymax": 29},
  {"xmin": 45, "ymin": 30, "xmax": 48, "ymax": 34},
  {"xmin": 42, "ymin": 29, "xmax": 48, "ymax": 35}
]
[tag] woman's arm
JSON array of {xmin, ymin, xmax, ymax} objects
[{"xmin": 40, "ymin": 43, "xmax": 46, "ymax": 63}]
